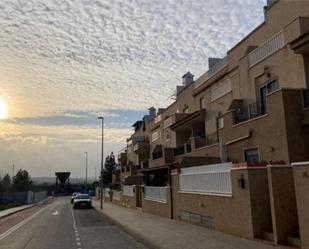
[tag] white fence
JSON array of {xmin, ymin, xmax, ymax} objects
[
  {"xmin": 112, "ymin": 190, "xmax": 121, "ymax": 200},
  {"xmin": 144, "ymin": 186, "xmax": 167, "ymax": 202},
  {"xmin": 104, "ymin": 188, "xmax": 110, "ymax": 197},
  {"xmin": 123, "ymin": 185, "xmax": 135, "ymax": 197},
  {"xmin": 248, "ymin": 31, "xmax": 285, "ymax": 67},
  {"xmin": 179, "ymin": 162, "xmax": 232, "ymax": 195}
]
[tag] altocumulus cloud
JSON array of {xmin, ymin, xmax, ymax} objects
[{"xmin": 0, "ymin": 0, "xmax": 266, "ymax": 177}]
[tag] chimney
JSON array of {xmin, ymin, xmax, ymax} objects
[
  {"xmin": 208, "ymin": 58, "xmax": 222, "ymax": 69},
  {"xmin": 148, "ymin": 107, "xmax": 156, "ymax": 118},
  {"xmin": 182, "ymin": 72, "xmax": 194, "ymax": 86}
]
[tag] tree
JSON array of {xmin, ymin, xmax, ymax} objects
[
  {"xmin": 12, "ymin": 170, "xmax": 32, "ymax": 192},
  {"xmin": 1, "ymin": 174, "xmax": 12, "ymax": 192},
  {"xmin": 102, "ymin": 152, "xmax": 116, "ymax": 185}
]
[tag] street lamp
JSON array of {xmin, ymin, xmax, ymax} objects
[
  {"xmin": 84, "ymin": 152, "xmax": 88, "ymax": 190},
  {"xmin": 97, "ymin": 116, "xmax": 104, "ymax": 210}
]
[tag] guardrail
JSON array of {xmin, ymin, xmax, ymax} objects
[{"xmin": 144, "ymin": 186, "xmax": 167, "ymax": 202}]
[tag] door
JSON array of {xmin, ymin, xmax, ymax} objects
[{"xmin": 259, "ymin": 85, "xmax": 268, "ymax": 114}]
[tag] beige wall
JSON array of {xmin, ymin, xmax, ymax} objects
[
  {"xmin": 219, "ymin": 89, "xmax": 308, "ymax": 164},
  {"xmin": 293, "ymin": 162, "xmax": 309, "ymax": 249},
  {"xmin": 171, "ymin": 168, "xmax": 271, "ymax": 240},
  {"xmin": 120, "ymin": 194, "xmax": 136, "ymax": 209},
  {"xmin": 267, "ymin": 166, "xmax": 299, "ymax": 244},
  {"xmin": 142, "ymin": 188, "xmax": 172, "ymax": 218}
]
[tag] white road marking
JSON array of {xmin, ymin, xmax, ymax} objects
[
  {"xmin": 52, "ymin": 210, "xmax": 59, "ymax": 216},
  {"xmin": 71, "ymin": 208, "xmax": 83, "ymax": 249},
  {"xmin": 0, "ymin": 204, "xmax": 49, "ymax": 241}
]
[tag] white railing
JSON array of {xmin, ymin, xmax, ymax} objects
[
  {"xmin": 123, "ymin": 185, "xmax": 135, "ymax": 197},
  {"xmin": 112, "ymin": 190, "xmax": 121, "ymax": 200},
  {"xmin": 104, "ymin": 188, "xmax": 110, "ymax": 197},
  {"xmin": 248, "ymin": 31, "xmax": 285, "ymax": 67},
  {"xmin": 144, "ymin": 186, "xmax": 167, "ymax": 202},
  {"xmin": 194, "ymin": 57, "xmax": 228, "ymax": 89},
  {"xmin": 179, "ymin": 162, "xmax": 232, "ymax": 195}
]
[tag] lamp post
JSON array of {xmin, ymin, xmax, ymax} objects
[
  {"xmin": 84, "ymin": 152, "xmax": 88, "ymax": 190},
  {"xmin": 97, "ymin": 116, "xmax": 104, "ymax": 210}
]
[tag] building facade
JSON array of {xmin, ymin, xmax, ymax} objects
[{"xmin": 112, "ymin": 1, "xmax": 309, "ymax": 248}]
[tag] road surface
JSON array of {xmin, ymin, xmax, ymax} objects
[{"xmin": 0, "ymin": 197, "xmax": 148, "ymax": 249}]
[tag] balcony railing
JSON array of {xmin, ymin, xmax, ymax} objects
[
  {"xmin": 195, "ymin": 136, "xmax": 206, "ymax": 148},
  {"xmin": 152, "ymin": 150, "xmax": 163, "ymax": 160},
  {"xmin": 194, "ymin": 132, "xmax": 218, "ymax": 149},
  {"xmin": 174, "ymin": 145, "xmax": 185, "ymax": 156},
  {"xmin": 173, "ymin": 142, "xmax": 192, "ymax": 156},
  {"xmin": 142, "ymin": 161, "xmax": 149, "ymax": 169},
  {"xmin": 234, "ymin": 101, "xmax": 266, "ymax": 124},
  {"xmin": 304, "ymin": 89, "xmax": 309, "ymax": 108},
  {"xmin": 248, "ymin": 31, "xmax": 285, "ymax": 67}
]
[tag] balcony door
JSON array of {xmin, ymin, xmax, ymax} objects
[{"xmin": 259, "ymin": 85, "xmax": 268, "ymax": 114}]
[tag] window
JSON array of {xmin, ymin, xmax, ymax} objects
[
  {"xmin": 183, "ymin": 104, "xmax": 189, "ymax": 113},
  {"xmin": 258, "ymin": 80, "xmax": 278, "ymax": 114},
  {"xmin": 244, "ymin": 148, "xmax": 259, "ymax": 163},
  {"xmin": 267, "ymin": 80, "xmax": 278, "ymax": 93},
  {"xmin": 200, "ymin": 97, "xmax": 205, "ymax": 109},
  {"xmin": 217, "ymin": 117, "xmax": 224, "ymax": 129}
]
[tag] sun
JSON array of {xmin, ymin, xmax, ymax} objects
[{"xmin": 0, "ymin": 97, "xmax": 8, "ymax": 119}]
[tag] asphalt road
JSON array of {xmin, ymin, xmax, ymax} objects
[{"xmin": 0, "ymin": 197, "xmax": 148, "ymax": 249}]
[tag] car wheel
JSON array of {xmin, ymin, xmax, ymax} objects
[{"xmin": 73, "ymin": 204, "xmax": 77, "ymax": 209}]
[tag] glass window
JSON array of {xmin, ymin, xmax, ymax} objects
[
  {"xmin": 244, "ymin": 148, "xmax": 259, "ymax": 163},
  {"xmin": 267, "ymin": 80, "xmax": 278, "ymax": 93}
]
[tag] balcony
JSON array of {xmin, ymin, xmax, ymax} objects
[
  {"xmin": 287, "ymin": 17, "xmax": 309, "ymax": 54},
  {"xmin": 173, "ymin": 143, "xmax": 192, "ymax": 157},
  {"xmin": 233, "ymin": 101, "xmax": 266, "ymax": 125},
  {"xmin": 152, "ymin": 150, "xmax": 163, "ymax": 160},
  {"xmin": 248, "ymin": 31, "xmax": 285, "ymax": 67},
  {"xmin": 134, "ymin": 140, "xmax": 150, "ymax": 154},
  {"xmin": 118, "ymin": 152, "xmax": 127, "ymax": 166},
  {"xmin": 194, "ymin": 131, "xmax": 218, "ymax": 149},
  {"xmin": 304, "ymin": 89, "xmax": 309, "ymax": 108}
]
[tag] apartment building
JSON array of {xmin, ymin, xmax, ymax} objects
[{"xmin": 115, "ymin": 0, "xmax": 309, "ymax": 247}]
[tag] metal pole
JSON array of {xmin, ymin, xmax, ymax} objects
[
  {"xmin": 98, "ymin": 117, "xmax": 104, "ymax": 210},
  {"xmin": 85, "ymin": 152, "xmax": 88, "ymax": 190}
]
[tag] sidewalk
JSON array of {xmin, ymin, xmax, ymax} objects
[
  {"xmin": 93, "ymin": 200, "xmax": 284, "ymax": 249},
  {"xmin": 0, "ymin": 205, "xmax": 34, "ymax": 219},
  {"xmin": 0, "ymin": 197, "xmax": 52, "ymax": 219}
]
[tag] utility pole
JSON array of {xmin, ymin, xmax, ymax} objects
[
  {"xmin": 12, "ymin": 164, "xmax": 15, "ymax": 176},
  {"xmin": 94, "ymin": 167, "xmax": 97, "ymax": 182},
  {"xmin": 97, "ymin": 116, "xmax": 104, "ymax": 210},
  {"xmin": 85, "ymin": 152, "xmax": 88, "ymax": 190}
]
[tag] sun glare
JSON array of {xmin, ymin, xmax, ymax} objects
[{"xmin": 0, "ymin": 97, "xmax": 8, "ymax": 119}]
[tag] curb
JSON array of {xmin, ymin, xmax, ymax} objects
[
  {"xmin": 93, "ymin": 204, "xmax": 160, "ymax": 249},
  {"xmin": 0, "ymin": 196, "xmax": 53, "ymax": 220}
]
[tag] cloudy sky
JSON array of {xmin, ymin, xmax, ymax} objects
[{"xmin": 0, "ymin": 0, "xmax": 265, "ymax": 179}]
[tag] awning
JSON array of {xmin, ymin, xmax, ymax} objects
[{"xmin": 170, "ymin": 110, "xmax": 206, "ymax": 131}]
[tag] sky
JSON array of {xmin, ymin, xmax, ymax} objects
[{"xmin": 0, "ymin": 0, "xmax": 266, "ymax": 179}]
